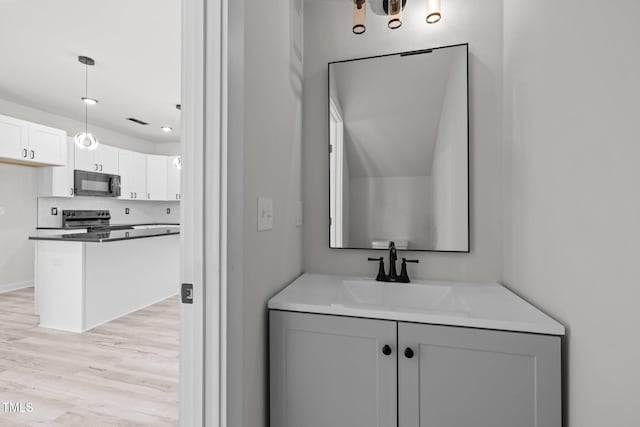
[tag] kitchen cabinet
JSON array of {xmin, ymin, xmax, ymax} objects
[
  {"xmin": 0, "ymin": 114, "xmax": 66, "ymax": 166},
  {"xmin": 146, "ymin": 154, "xmax": 168, "ymax": 200},
  {"xmin": 74, "ymin": 143, "xmax": 119, "ymax": 174},
  {"xmin": 166, "ymin": 156, "xmax": 181, "ymax": 201},
  {"xmin": 119, "ymin": 149, "xmax": 146, "ymax": 200},
  {"xmin": 270, "ymin": 311, "xmax": 561, "ymax": 427},
  {"xmin": 270, "ymin": 311, "xmax": 397, "ymax": 427},
  {"xmin": 37, "ymin": 138, "xmax": 75, "ymax": 198}
]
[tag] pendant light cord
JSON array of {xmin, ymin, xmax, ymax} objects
[{"xmin": 85, "ymin": 62, "xmax": 88, "ymax": 134}]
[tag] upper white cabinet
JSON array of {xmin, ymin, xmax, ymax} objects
[
  {"xmin": 74, "ymin": 143, "xmax": 119, "ymax": 174},
  {"xmin": 146, "ymin": 154, "xmax": 168, "ymax": 200},
  {"xmin": 167, "ymin": 156, "xmax": 181, "ymax": 201},
  {"xmin": 37, "ymin": 138, "xmax": 75, "ymax": 198},
  {"xmin": 0, "ymin": 114, "xmax": 28, "ymax": 160},
  {"xmin": 0, "ymin": 114, "xmax": 66, "ymax": 166},
  {"xmin": 119, "ymin": 149, "xmax": 147, "ymax": 200}
]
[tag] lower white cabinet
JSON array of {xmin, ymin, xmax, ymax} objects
[{"xmin": 270, "ymin": 311, "xmax": 562, "ymax": 427}]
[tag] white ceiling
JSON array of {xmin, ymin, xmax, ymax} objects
[
  {"xmin": 331, "ymin": 47, "xmax": 458, "ymax": 178},
  {"xmin": 0, "ymin": 0, "xmax": 181, "ymax": 143}
]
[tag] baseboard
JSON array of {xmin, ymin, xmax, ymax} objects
[{"xmin": 0, "ymin": 280, "xmax": 34, "ymax": 293}]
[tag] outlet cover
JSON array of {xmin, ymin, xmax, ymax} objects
[
  {"xmin": 296, "ymin": 201, "xmax": 303, "ymax": 227},
  {"xmin": 166, "ymin": 208, "xmax": 171, "ymax": 214},
  {"xmin": 51, "ymin": 207, "xmax": 58, "ymax": 216},
  {"xmin": 258, "ymin": 197, "xmax": 273, "ymax": 231},
  {"xmin": 125, "ymin": 208, "xmax": 130, "ymax": 215}
]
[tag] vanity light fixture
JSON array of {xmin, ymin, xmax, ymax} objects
[
  {"xmin": 353, "ymin": 0, "xmax": 441, "ymax": 34},
  {"xmin": 426, "ymin": 0, "xmax": 441, "ymax": 23},
  {"xmin": 74, "ymin": 56, "xmax": 99, "ymax": 150},
  {"xmin": 161, "ymin": 126, "xmax": 173, "ymax": 132},
  {"xmin": 353, "ymin": 0, "xmax": 366, "ymax": 34}
]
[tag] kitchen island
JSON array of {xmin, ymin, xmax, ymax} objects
[{"xmin": 29, "ymin": 226, "xmax": 179, "ymax": 332}]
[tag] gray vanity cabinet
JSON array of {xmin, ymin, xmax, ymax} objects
[
  {"xmin": 269, "ymin": 310, "xmax": 397, "ymax": 427},
  {"xmin": 398, "ymin": 323, "xmax": 562, "ymax": 427},
  {"xmin": 270, "ymin": 311, "xmax": 562, "ymax": 427}
]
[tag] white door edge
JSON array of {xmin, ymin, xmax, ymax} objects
[{"xmin": 180, "ymin": 0, "xmax": 228, "ymax": 425}]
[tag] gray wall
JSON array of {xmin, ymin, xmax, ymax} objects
[
  {"xmin": 503, "ymin": 1, "xmax": 640, "ymax": 426},
  {"xmin": 303, "ymin": 0, "xmax": 503, "ymax": 279},
  {"xmin": 240, "ymin": 0, "xmax": 304, "ymax": 425}
]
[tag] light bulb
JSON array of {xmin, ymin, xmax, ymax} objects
[
  {"xmin": 353, "ymin": 0, "xmax": 366, "ymax": 35},
  {"xmin": 74, "ymin": 132, "xmax": 99, "ymax": 150},
  {"xmin": 426, "ymin": 0, "xmax": 441, "ymax": 24},
  {"xmin": 388, "ymin": 0, "xmax": 402, "ymax": 29}
]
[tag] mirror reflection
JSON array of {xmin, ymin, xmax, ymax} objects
[{"xmin": 329, "ymin": 44, "xmax": 469, "ymax": 252}]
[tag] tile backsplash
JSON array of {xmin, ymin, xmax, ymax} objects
[{"xmin": 37, "ymin": 197, "xmax": 180, "ymax": 228}]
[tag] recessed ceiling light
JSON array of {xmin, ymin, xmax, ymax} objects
[
  {"xmin": 81, "ymin": 97, "xmax": 99, "ymax": 105},
  {"xmin": 161, "ymin": 126, "xmax": 173, "ymax": 132}
]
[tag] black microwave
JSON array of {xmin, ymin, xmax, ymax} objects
[{"xmin": 74, "ymin": 170, "xmax": 121, "ymax": 197}]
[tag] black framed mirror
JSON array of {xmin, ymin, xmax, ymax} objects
[{"xmin": 328, "ymin": 43, "xmax": 469, "ymax": 252}]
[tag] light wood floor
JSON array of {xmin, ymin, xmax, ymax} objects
[{"xmin": 0, "ymin": 287, "xmax": 179, "ymax": 426}]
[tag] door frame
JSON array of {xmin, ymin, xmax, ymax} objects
[{"xmin": 180, "ymin": 0, "xmax": 229, "ymax": 425}]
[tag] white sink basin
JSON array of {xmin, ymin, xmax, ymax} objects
[
  {"xmin": 338, "ymin": 279, "xmax": 470, "ymax": 315},
  {"xmin": 267, "ymin": 274, "xmax": 566, "ymax": 336}
]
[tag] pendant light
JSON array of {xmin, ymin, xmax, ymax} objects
[
  {"xmin": 426, "ymin": 0, "xmax": 441, "ymax": 24},
  {"xmin": 353, "ymin": 0, "xmax": 366, "ymax": 35},
  {"xmin": 74, "ymin": 56, "xmax": 100, "ymax": 150}
]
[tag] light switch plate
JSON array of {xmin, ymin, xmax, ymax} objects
[
  {"xmin": 258, "ymin": 197, "xmax": 273, "ymax": 231},
  {"xmin": 296, "ymin": 201, "xmax": 303, "ymax": 227}
]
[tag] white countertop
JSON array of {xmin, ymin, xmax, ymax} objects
[{"xmin": 268, "ymin": 273, "xmax": 565, "ymax": 336}]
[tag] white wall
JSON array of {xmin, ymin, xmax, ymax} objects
[
  {"xmin": 240, "ymin": 0, "xmax": 304, "ymax": 426},
  {"xmin": 303, "ymin": 0, "xmax": 503, "ymax": 279},
  {"xmin": 503, "ymin": 1, "xmax": 640, "ymax": 426},
  {"xmin": 0, "ymin": 163, "xmax": 37, "ymax": 291}
]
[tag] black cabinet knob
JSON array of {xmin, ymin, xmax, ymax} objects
[
  {"xmin": 404, "ymin": 347, "xmax": 415, "ymax": 359},
  {"xmin": 382, "ymin": 345, "xmax": 392, "ymax": 356}
]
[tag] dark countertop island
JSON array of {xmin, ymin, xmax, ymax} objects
[{"xmin": 29, "ymin": 226, "xmax": 180, "ymax": 243}]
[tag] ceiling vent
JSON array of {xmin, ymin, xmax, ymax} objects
[{"xmin": 126, "ymin": 117, "xmax": 149, "ymax": 126}]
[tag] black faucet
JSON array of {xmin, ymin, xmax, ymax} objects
[
  {"xmin": 368, "ymin": 241, "xmax": 419, "ymax": 283},
  {"xmin": 387, "ymin": 241, "xmax": 399, "ymax": 282}
]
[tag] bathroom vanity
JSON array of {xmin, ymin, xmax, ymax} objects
[{"xmin": 269, "ymin": 274, "xmax": 564, "ymax": 427}]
